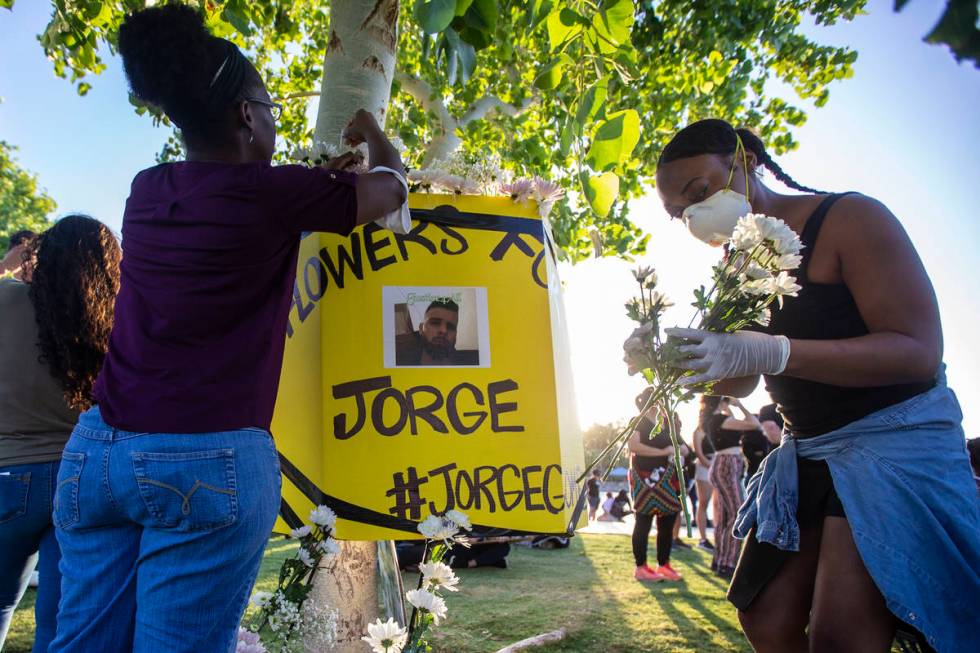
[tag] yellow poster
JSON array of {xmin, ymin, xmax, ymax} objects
[{"xmin": 272, "ymin": 194, "xmax": 585, "ymax": 540}]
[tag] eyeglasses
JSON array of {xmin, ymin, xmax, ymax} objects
[{"xmin": 245, "ymin": 97, "xmax": 284, "ymax": 121}]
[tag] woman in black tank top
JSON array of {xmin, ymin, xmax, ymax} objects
[{"xmin": 650, "ymin": 119, "xmax": 977, "ymax": 653}]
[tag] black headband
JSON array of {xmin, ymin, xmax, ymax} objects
[{"xmin": 206, "ymin": 39, "xmax": 248, "ymax": 113}]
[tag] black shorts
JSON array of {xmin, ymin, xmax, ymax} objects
[{"xmin": 727, "ymin": 457, "xmax": 845, "ymax": 611}]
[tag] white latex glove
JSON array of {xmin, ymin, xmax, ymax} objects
[
  {"xmin": 369, "ymin": 165, "xmax": 411, "ymax": 234},
  {"xmin": 664, "ymin": 327, "xmax": 791, "ymax": 387}
]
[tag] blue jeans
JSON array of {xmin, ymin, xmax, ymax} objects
[
  {"xmin": 0, "ymin": 460, "xmax": 63, "ymax": 653},
  {"xmin": 50, "ymin": 407, "xmax": 281, "ymax": 653}
]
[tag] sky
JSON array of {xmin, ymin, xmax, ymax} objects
[{"xmin": 1, "ymin": 0, "xmax": 978, "ymax": 438}]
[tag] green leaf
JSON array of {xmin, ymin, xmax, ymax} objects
[
  {"xmin": 463, "ymin": 0, "xmax": 498, "ymax": 33},
  {"xmin": 456, "ymin": 36, "xmax": 477, "ymax": 82},
  {"xmin": 585, "ymin": 109, "xmax": 640, "ymax": 171},
  {"xmin": 0, "ymin": 0, "xmax": 14, "ymax": 10},
  {"xmin": 581, "ymin": 171, "xmax": 620, "ymax": 217},
  {"xmin": 590, "ymin": 0, "xmax": 634, "ymax": 53},
  {"xmin": 415, "ymin": 0, "xmax": 457, "ymax": 34},
  {"xmin": 455, "ymin": 0, "xmax": 475, "ymax": 16},
  {"xmin": 575, "ymin": 78, "xmax": 609, "ymax": 124},
  {"xmin": 534, "ymin": 53, "xmax": 571, "ymax": 90},
  {"xmin": 559, "ymin": 116, "xmax": 575, "ymax": 158},
  {"xmin": 546, "ymin": 8, "xmax": 584, "ymax": 51},
  {"xmin": 221, "ymin": 5, "xmax": 252, "ymax": 36}
]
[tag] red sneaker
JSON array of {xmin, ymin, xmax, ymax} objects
[
  {"xmin": 654, "ymin": 564, "xmax": 682, "ymax": 581},
  {"xmin": 635, "ymin": 565, "xmax": 665, "ymax": 582}
]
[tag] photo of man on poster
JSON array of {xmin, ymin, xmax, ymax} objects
[{"xmin": 395, "ymin": 298, "xmax": 480, "ymax": 366}]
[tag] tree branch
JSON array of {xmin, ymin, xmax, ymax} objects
[
  {"xmin": 395, "ymin": 71, "xmax": 537, "ymax": 165},
  {"xmin": 459, "ymin": 93, "xmax": 536, "ymax": 127},
  {"xmin": 394, "ymin": 70, "xmax": 456, "ymax": 136}
]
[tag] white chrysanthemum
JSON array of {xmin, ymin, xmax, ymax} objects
[
  {"xmin": 774, "ymin": 233, "xmax": 802, "ymax": 256},
  {"xmin": 500, "ymin": 178, "xmax": 535, "ymax": 203},
  {"xmin": 417, "ymin": 515, "xmax": 444, "ymax": 539},
  {"xmin": 776, "ymin": 253, "xmax": 803, "ymax": 271},
  {"xmin": 743, "ymin": 262, "xmax": 770, "ymax": 280},
  {"xmin": 731, "ymin": 220, "xmax": 763, "ymax": 251},
  {"xmin": 754, "ymin": 307, "xmax": 771, "ymax": 327},
  {"xmin": 309, "ymin": 505, "xmax": 337, "ymax": 530},
  {"xmin": 406, "ymin": 588, "xmax": 449, "ymax": 624},
  {"xmin": 632, "ymin": 266, "xmax": 654, "ymax": 283},
  {"xmin": 444, "ymin": 509, "xmax": 472, "ymax": 531},
  {"xmin": 767, "ymin": 271, "xmax": 802, "ymax": 297},
  {"xmin": 407, "ymin": 168, "xmax": 439, "ymax": 190},
  {"xmin": 289, "ymin": 525, "xmax": 311, "ymax": 539},
  {"xmin": 420, "ymin": 561, "xmax": 460, "ymax": 592},
  {"xmin": 297, "ymin": 547, "xmax": 316, "ymax": 568},
  {"xmin": 319, "ymin": 537, "xmax": 341, "ymax": 560},
  {"xmin": 417, "ymin": 515, "xmax": 459, "ymax": 541},
  {"xmin": 650, "ymin": 291, "xmax": 673, "ymax": 308},
  {"xmin": 743, "ymin": 278, "xmax": 771, "ymax": 296},
  {"xmin": 532, "ymin": 177, "xmax": 564, "ymax": 203},
  {"xmin": 361, "ymin": 617, "xmax": 408, "ymax": 653},
  {"xmin": 736, "ymin": 214, "xmax": 802, "ymax": 258},
  {"xmin": 249, "ymin": 591, "xmax": 273, "ymax": 609}
]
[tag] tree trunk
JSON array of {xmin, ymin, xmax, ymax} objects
[
  {"xmin": 314, "ymin": 0, "xmax": 399, "ymax": 144},
  {"xmin": 306, "ymin": 1, "xmax": 401, "ymax": 651}
]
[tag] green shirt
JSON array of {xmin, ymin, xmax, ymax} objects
[{"xmin": 0, "ymin": 279, "xmax": 78, "ymax": 465}]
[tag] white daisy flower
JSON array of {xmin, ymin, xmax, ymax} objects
[
  {"xmin": 776, "ymin": 253, "xmax": 803, "ymax": 271},
  {"xmin": 767, "ymin": 270, "xmax": 802, "ymax": 297},
  {"xmin": 419, "ymin": 561, "xmax": 460, "ymax": 592},
  {"xmin": 249, "ymin": 591, "xmax": 273, "ymax": 608},
  {"xmin": 417, "ymin": 515, "xmax": 444, "ymax": 539},
  {"xmin": 632, "ymin": 266, "xmax": 655, "ymax": 283},
  {"xmin": 289, "ymin": 525, "xmax": 311, "ymax": 539},
  {"xmin": 309, "ymin": 505, "xmax": 337, "ymax": 530},
  {"xmin": 406, "ymin": 588, "xmax": 449, "ymax": 624},
  {"xmin": 417, "ymin": 515, "xmax": 459, "ymax": 541},
  {"xmin": 361, "ymin": 617, "xmax": 408, "ymax": 653},
  {"xmin": 731, "ymin": 217, "xmax": 763, "ymax": 251},
  {"xmin": 743, "ymin": 262, "xmax": 771, "ymax": 280},
  {"xmin": 318, "ymin": 537, "xmax": 341, "ymax": 560},
  {"xmin": 297, "ymin": 547, "xmax": 316, "ymax": 568},
  {"xmin": 444, "ymin": 509, "xmax": 472, "ymax": 531}
]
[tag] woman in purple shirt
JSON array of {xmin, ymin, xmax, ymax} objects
[{"xmin": 50, "ymin": 5, "xmax": 406, "ymax": 653}]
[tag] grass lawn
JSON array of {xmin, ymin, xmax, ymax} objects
[{"xmin": 5, "ymin": 533, "xmax": 751, "ymax": 653}]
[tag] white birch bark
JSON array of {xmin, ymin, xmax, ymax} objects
[
  {"xmin": 315, "ymin": 0, "xmax": 399, "ymax": 142},
  {"xmin": 306, "ymin": 1, "xmax": 401, "ymax": 651}
]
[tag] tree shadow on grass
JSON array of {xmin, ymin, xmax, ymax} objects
[{"xmin": 641, "ymin": 582, "xmax": 749, "ymax": 651}]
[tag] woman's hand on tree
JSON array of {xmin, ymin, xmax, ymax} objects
[{"xmin": 342, "ymin": 109, "xmax": 382, "ymax": 146}]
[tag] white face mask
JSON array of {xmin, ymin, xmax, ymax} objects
[{"xmin": 680, "ymin": 136, "xmax": 752, "ymax": 246}]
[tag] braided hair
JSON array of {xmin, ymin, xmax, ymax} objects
[
  {"xmin": 117, "ymin": 3, "xmax": 261, "ymax": 137},
  {"xmin": 659, "ymin": 119, "xmax": 824, "ymax": 194}
]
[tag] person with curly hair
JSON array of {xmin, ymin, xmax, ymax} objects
[
  {"xmin": 49, "ymin": 4, "xmax": 407, "ymax": 652},
  {"xmin": 0, "ymin": 215, "xmax": 120, "ymax": 653}
]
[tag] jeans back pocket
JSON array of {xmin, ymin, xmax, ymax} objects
[
  {"xmin": 132, "ymin": 449, "xmax": 238, "ymax": 532},
  {"xmin": 0, "ymin": 471, "xmax": 31, "ymax": 524},
  {"xmin": 54, "ymin": 452, "xmax": 85, "ymax": 530}
]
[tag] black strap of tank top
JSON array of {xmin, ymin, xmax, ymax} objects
[{"xmin": 800, "ymin": 192, "xmax": 857, "ymax": 281}]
